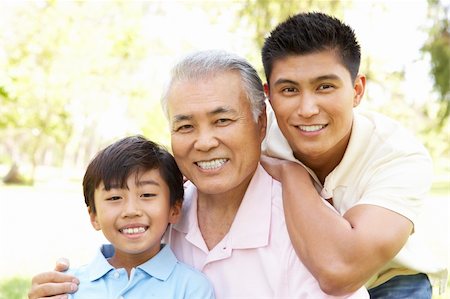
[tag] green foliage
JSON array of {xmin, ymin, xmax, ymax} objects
[
  {"xmin": 237, "ymin": 0, "xmax": 349, "ymax": 49},
  {"xmin": 422, "ymin": 0, "xmax": 450, "ymax": 125},
  {"xmin": 0, "ymin": 277, "xmax": 30, "ymax": 299},
  {"xmin": 0, "ymin": 1, "xmax": 169, "ymax": 177},
  {"xmin": 232, "ymin": 0, "xmax": 351, "ymax": 74}
]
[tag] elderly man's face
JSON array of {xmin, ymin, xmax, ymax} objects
[{"xmin": 167, "ymin": 71, "xmax": 266, "ymax": 198}]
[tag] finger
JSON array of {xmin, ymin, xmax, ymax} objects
[
  {"xmin": 31, "ymin": 271, "xmax": 78, "ymax": 285},
  {"xmin": 261, "ymin": 154, "xmax": 281, "ymax": 163},
  {"xmin": 30, "ymin": 295, "xmax": 69, "ymax": 299},
  {"xmin": 28, "ymin": 282, "xmax": 77, "ymax": 299},
  {"xmin": 54, "ymin": 258, "xmax": 70, "ymax": 272}
]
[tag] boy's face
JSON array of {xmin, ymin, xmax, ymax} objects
[
  {"xmin": 90, "ymin": 168, "xmax": 180, "ymax": 263},
  {"xmin": 266, "ymin": 50, "xmax": 365, "ymax": 165}
]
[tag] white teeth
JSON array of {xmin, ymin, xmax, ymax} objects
[
  {"xmin": 298, "ymin": 125, "xmax": 325, "ymax": 132},
  {"xmin": 121, "ymin": 227, "xmax": 146, "ymax": 234},
  {"xmin": 196, "ymin": 159, "xmax": 227, "ymax": 170}
]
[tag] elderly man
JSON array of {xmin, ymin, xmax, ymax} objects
[{"xmin": 28, "ymin": 50, "xmax": 368, "ymax": 298}]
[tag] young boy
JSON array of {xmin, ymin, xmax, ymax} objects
[{"xmin": 66, "ymin": 135, "xmax": 214, "ymax": 299}]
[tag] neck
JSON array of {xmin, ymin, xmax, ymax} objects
[
  {"xmin": 196, "ymin": 173, "xmax": 253, "ymax": 250},
  {"xmin": 108, "ymin": 246, "xmax": 160, "ymax": 277},
  {"xmin": 296, "ymin": 129, "xmax": 352, "ymax": 185}
]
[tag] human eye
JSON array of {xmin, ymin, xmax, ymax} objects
[
  {"xmin": 215, "ymin": 118, "xmax": 232, "ymax": 126},
  {"xmin": 281, "ymin": 86, "xmax": 298, "ymax": 95},
  {"xmin": 106, "ymin": 195, "xmax": 122, "ymax": 201},
  {"xmin": 173, "ymin": 123, "xmax": 193, "ymax": 133},
  {"xmin": 141, "ymin": 193, "xmax": 157, "ymax": 199},
  {"xmin": 318, "ymin": 84, "xmax": 335, "ymax": 91}
]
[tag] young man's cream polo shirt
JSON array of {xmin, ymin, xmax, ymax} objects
[{"xmin": 262, "ymin": 107, "xmax": 448, "ymax": 292}]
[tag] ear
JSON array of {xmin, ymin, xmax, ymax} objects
[
  {"xmin": 263, "ymin": 83, "xmax": 270, "ymax": 102},
  {"xmin": 353, "ymin": 74, "xmax": 366, "ymax": 107},
  {"xmin": 88, "ymin": 207, "xmax": 101, "ymax": 231},
  {"xmin": 168, "ymin": 200, "xmax": 182, "ymax": 224},
  {"xmin": 258, "ymin": 104, "xmax": 267, "ymax": 142}
]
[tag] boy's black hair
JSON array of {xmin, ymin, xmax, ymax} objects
[
  {"xmin": 262, "ymin": 12, "xmax": 361, "ymax": 83},
  {"xmin": 83, "ymin": 135, "xmax": 183, "ymax": 213}
]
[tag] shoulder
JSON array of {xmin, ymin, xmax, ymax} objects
[
  {"xmin": 173, "ymin": 260, "xmax": 210, "ymax": 283},
  {"xmin": 64, "ymin": 264, "xmax": 89, "ymax": 281},
  {"xmin": 357, "ymin": 110, "xmax": 429, "ymax": 155},
  {"xmin": 172, "ymin": 261, "xmax": 215, "ymax": 297}
]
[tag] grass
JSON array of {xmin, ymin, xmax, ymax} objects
[
  {"xmin": 1, "ymin": 275, "xmax": 447, "ymax": 298},
  {"xmin": 0, "ymin": 277, "xmax": 30, "ymax": 299}
]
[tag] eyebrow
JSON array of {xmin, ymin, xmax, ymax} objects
[
  {"xmin": 172, "ymin": 106, "xmax": 236, "ymax": 123},
  {"xmin": 273, "ymin": 78, "xmax": 298, "ymax": 87},
  {"xmin": 273, "ymin": 74, "xmax": 342, "ymax": 86},
  {"xmin": 310, "ymin": 74, "xmax": 342, "ymax": 84},
  {"xmin": 103, "ymin": 179, "xmax": 160, "ymax": 190},
  {"xmin": 136, "ymin": 179, "xmax": 160, "ymax": 187}
]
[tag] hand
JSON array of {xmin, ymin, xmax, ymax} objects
[
  {"xmin": 260, "ymin": 155, "xmax": 285, "ymax": 181},
  {"xmin": 28, "ymin": 258, "xmax": 79, "ymax": 299},
  {"xmin": 261, "ymin": 155, "xmax": 312, "ymax": 183}
]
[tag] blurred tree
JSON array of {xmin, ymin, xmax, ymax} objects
[
  {"xmin": 422, "ymin": 0, "xmax": 450, "ymax": 127},
  {"xmin": 0, "ymin": 1, "xmax": 169, "ymax": 182},
  {"xmin": 238, "ymin": 0, "xmax": 348, "ymax": 49},
  {"xmin": 231, "ymin": 0, "xmax": 351, "ymax": 73}
]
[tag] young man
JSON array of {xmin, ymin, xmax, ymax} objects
[
  {"xmin": 261, "ymin": 12, "xmax": 447, "ymax": 298},
  {"xmin": 65, "ymin": 135, "xmax": 214, "ymax": 298}
]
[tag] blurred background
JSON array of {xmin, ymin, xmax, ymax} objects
[{"xmin": 0, "ymin": 0, "xmax": 448, "ymax": 298}]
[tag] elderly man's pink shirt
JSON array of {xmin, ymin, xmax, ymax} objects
[{"xmin": 167, "ymin": 165, "xmax": 368, "ymax": 298}]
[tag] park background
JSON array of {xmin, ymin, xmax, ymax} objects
[{"xmin": 0, "ymin": 0, "xmax": 448, "ymax": 298}]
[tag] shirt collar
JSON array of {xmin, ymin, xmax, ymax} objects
[
  {"xmin": 324, "ymin": 110, "xmax": 374, "ymax": 189},
  {"xmin": 86, "ymin": 244, "xmax": 178, "ymax": 282},
  {"xmin": 86, "ymin": 244, "xmax": 115, "ymax": 281},
  {"xmin": 227, "ymin": 164, "xmax": 271, "ymax": 249},
  {"xmin": 262, "ymin": 105, "xmax": 321, "ymax": 185},
  {"xmin": 137, "ymin": 244, "xmax": 178, "ymax": 281},
  {"xmin": 173, "ymin": 164, "xmax": 272, "ymax": 250}
]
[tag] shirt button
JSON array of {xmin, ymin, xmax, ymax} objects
[{"xmin": 113, "ymin": 271, "xmax": 120, "ymax": 279}]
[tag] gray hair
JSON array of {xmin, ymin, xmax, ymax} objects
[{"xmin": 160, "ymin": 50, "xmax": 266, "ymax": 122}]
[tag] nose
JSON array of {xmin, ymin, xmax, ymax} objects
[
  {"xmin": 296, "ymin": 93, "xmax": 319, "ymax": 118},
  {"xmin": 121, "ymin": 198, "xmax": 143, "ymax": 218},
  {"xmin": 194, "ymin": 128, "xmax": 219, "ymax": 152}
]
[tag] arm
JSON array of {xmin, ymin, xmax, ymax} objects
[
  {"xmin": 261, "ymin": 156, "xmax": 413, "ymax": 295},
  {"xmin": 28, "ymin": 259, "xmax": 79, "ymax": 299}
]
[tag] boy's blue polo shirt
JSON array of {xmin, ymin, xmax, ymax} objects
[{"xmin": 67, "ymin": 244, "xmax": 214, "ymax": 299}]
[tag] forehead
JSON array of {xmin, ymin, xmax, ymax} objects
[
  {"xmin": 97, "ymin": 168, "xmax": 166, "ymax": 190},
  {"xmin": 167, "ymin": 71, "xmax": 250, "ymax": 118},
  {"xmin": 270, "ymin": 51, "xmax": 351, "ymax": 83}
]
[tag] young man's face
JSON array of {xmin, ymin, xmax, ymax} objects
[
  {"xmin": 266, "ymin": 50, "xmax": 365, "ymax": 166},
  {"xmin": 90, "ymin": 168, "xmax": 180, "ymax": 265},
  {"xmin": 167, "ymin": 71, "xmax": 266, "ymax": 199}
]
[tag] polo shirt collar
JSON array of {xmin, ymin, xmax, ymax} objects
[
  {"xmin": 263, "ymin": 108, "xmax": 321, "ymax": 184},
  {"xmin": 87, "ymin": 244, "xmax": 116, "ymax": 282},
  {"xmin": 227, "ymin": 164, "xmax": 271, "ymax": 249},
  {"xmin": 173, "ymin": 164, "xmax": 272, "ymax": 250},
  {"xmin": 86, "ymin": 244, "xmax": 177, "ymax": 282},
  {"xmin": 324, "ymin": 110, "xmax": 374, "ymax": 189},
  {"xmin": 136, "ymin": 244, "xmax": 177, "ymax": 281}
]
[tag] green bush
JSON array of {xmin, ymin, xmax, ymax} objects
[{"xmin": 0, "ymin": 277, "xmax": 30, "ymax": 299}]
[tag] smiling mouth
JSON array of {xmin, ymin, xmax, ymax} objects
[
  {"xmin": 196, "ymin": 158, "xmax": 228, "ymax": 170},
  {"xmin": 119, "ymin": 226, "xmax": 148, "ymax": 235},
  {"xmin": 298, "ymin": 125, "xmax": 326, "ymax": 132}
]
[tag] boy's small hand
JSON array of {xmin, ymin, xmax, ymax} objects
[{"xmin": 28, "ymin": 258, "xmax": 79, "ymax": 299}]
